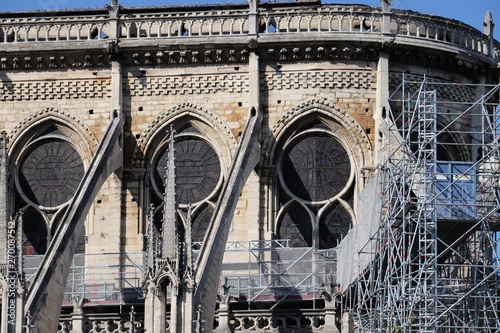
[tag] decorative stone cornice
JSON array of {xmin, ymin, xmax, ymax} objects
[
  {"xmin": 0, "ymin": 52, "xmax": 111, "ymax": 70},
  {"xmin": 0, "ymin": 41, "xmax": 486, "ymax": 78},
  {"xmin": 263, "ymin": 44, "xmax": 379, "ymax": 62},
  {"xmin": 391, "ymin": 48, "xmax": 488, "ymax": 76}
]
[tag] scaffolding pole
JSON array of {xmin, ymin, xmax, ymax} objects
[{"xmin": 347, "ymin": 76, "xmax": 500, "ymax": 333}]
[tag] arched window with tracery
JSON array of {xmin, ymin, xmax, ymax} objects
[
  {"xmin": 275, "ymin": 119, "xmax": 355, "ymax": 249},
  {"xmin": 148, "ymin": 124, "xmax": 222, "ymax": 244},
  {"xmin": 13, "ymin": 126, "xmax": 87, "ymax": 255}
]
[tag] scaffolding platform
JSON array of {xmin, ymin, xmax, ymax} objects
[{"xmin": 341, "ymin": 75, "xmax": 500, "ymax": 332}]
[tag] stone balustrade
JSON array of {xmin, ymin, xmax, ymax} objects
[
  {"xmin": 390, "ymin": 11, "xmax": 494, "ymax": 57},
  {"xmin": 0, "ymin": 4, "xmax": 497, "ymax": 60},
  {"xmin": 229, "ymin": 310, "xmax": 325, "ymax": 332},
  {"xmin": 119, "ymin": 9, "xmax": 250, "ymax": 38},
  {"xmin": 57, "ymin": 319, "xmax": 145, "ymax": 333},
  {"xmin": 259, "ymin": 6, "xmax": 383, "ymax": 34},
  {"xmin": 57, "ymin": 311, "xmax": 325, "ymax": 332},
  {"xmin": 0, "ymin": 13, "xmax": 111, "ymax": 42}
]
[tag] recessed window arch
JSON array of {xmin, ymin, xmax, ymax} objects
[
  {"xmin": 406, "ymin": 119, "xmax": 469, "ymax": 162},
  {"xmin": 148, "ymin": 122, "xmax": 223, "ymax": 242},
  {"xmin": 12, "ymin": 123, "xmax": 89, "ymax": 255},
  {"xmin": 274, "ymin": 116, "xmax": 356, "ymax": 249}
]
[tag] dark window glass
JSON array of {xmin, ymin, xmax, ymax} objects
[
  {"xmin": 192, "ymin": 205, "xmax": 214, "ymax": 243},
  {"xmin": 19, "ymin": 139, "xmax": 84, "ymax": 208},
  {"xmin": 278, "ymin": 203, "xmax": 312, "ymax": 247},
  {"xmin": 154, "ymin": 137, "xmax": 221, "ymax": 204},
  {"xmin": 22, "ymin": 208, "xmax": 47, "ymax": 254},
  {"xmin": 319, "ymin": 202, "xmax": 352, "ymax": 249},
  {"xmin": 281, "ymin": 134, "xmax": 350, "ymax": 201}
]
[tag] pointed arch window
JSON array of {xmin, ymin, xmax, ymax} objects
[
  {"xmin": 149, "ymin": 124, "xmax": 222, "ymax": 242},
  {"xmin": 276, "ymin": 124, "xmax": 355, "ymax": 249},
  {"xmin": 14, "ymin": 127, "xmax": 87, "ymax": 254}
]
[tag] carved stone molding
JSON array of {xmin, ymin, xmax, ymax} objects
[
  {"xmin": 133, "ymin": 103, "xmax": 237, "ymax": 169},
  {"xmin": 263, "ymin": 99, "xmax": 372, "ymax": 166},
  {"xmin": 8, "ymin": 107, "xmax": 99, "ymax": 159}
]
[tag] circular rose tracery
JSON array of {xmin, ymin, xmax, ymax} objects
[
  {"xmin": 18, "ymin": 139, "xmax": 84, "ymax": 208},
  {"xmin": 281, "ymin": 133, "xmax": 351, "ymax": 202},
  {"xmin": 153, "ymin": 136, "xmax": 221, "ymax": 205}
]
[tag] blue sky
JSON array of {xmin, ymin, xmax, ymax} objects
[{"xmin": 1, "ymin": 1, "xmax": 498, "ymax": 33}]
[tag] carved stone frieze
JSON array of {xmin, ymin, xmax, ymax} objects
[
  {"xmin": 0, "ymin": 53, "xmax": 112, "ymax": 70},
  {"xmin": 391, "ymin": 48, "xmax": 486, "ymax": 76},
  {"xmin": 263, "ymin": 45, "xmax": 380, "ymax": 63},
  {"xmin": 0, "ymin": 42, "xmax": 487, "ymax": 77},
  {"xmin": 0, "ymin": 78, "xmax": 111, "ymax": 102}
]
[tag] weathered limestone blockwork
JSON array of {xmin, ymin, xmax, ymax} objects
[{"xmin": 263, "ymin": 64, "xmax": 377, "ymax": 146}]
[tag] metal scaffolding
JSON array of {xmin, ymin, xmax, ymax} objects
[
  {"xmin": 345, "ymin": 76, "xmax": 500, "ymax": 332},
  {"xmin": 22, "ymin": 241, "xmax": 336, "ymax": 311}
]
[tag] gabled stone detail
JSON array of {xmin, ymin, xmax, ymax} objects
[{"xmin": 143, "ymin": 204, "xmax": 179, "ymax": 293}]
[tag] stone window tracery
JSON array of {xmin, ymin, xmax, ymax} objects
[
  {"xmin": 18, "ymin": 137, "xmax": 84, "ymax": 208},
  {"xmin": 14, "ymin": 128, "xmax": 87, "ymax": 255},
  {"xmin": 276, "ymin": 123, "xmax": 355, "ymax": 249},
  {"xmin": 150, "ymin": 125, "xmax": 222, "ymax": 242}
]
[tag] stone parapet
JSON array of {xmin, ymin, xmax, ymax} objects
[{"xmin": 0, "ymin": 3, "xmax": 498, "ymax": 65}]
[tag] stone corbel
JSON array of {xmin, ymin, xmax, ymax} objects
[{"xmin": 107, "ymin": 40, "xmax": 121, "ymax": 62}]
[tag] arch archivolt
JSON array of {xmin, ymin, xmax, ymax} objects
[
  {"xmin": 263, "ymin": 99, "xmax": 373, "ymax": 171},
  {"xmin": 435, "ymin": 117, "xmax": 470, "ymax": 161},
  {"xmin": 133, "ymin": 103, "xmax": 237, "ymax": 170},
  {"xmin": 7, "ymin": 108, "xmax": 95, "ymax": 255},
  {"xmin": 7, "ymin": 107, "xmax": 98, "ymax": 163}
]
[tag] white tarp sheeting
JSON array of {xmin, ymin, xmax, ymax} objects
[{"xmin": 337, "ymin": 171, "xmax": 383, "ymax": 292}]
